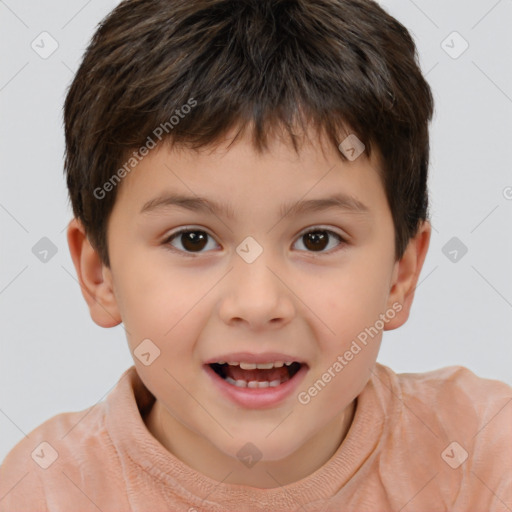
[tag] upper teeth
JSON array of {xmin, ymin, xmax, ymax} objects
[{"xmin": 216, "ymin": 361, "xmax": 294, "ymax": 369}]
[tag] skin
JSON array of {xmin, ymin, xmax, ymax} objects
[{"xmin": 67, "ymin": 125, "xmax": 430, "ymax": 488}]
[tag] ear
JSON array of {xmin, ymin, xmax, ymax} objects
[
  {"xmin": 66, "ymin": 218, "xmax": 122, "ymax": 328},
  {"xmin": 384, "ymin": 220, "xmax": 431, "ymax": 330}
]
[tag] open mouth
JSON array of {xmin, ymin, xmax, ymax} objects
[{"xmin": 208, "ymin": 361, "xmax": 304, "ymax": 388}]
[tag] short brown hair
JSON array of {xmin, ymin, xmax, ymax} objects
[{"xmin": 64, "ymin": 0, "xmax": 434, "ymax": 267}]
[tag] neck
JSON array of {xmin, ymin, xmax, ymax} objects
[{"xmin": 144, "ymin": 399, "xmax": 356, "ymax": 488}]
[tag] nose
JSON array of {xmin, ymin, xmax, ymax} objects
[{"xmin": 218, "ymin": 252, "xmax": 296, "ymax": 330}]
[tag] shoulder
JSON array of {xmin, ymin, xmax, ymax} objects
[
  {"xmin": 0, "ymin": 402, "xmax": 110, "ymax": 511},
  {"xmin": 376, "ymin": 362, "xmax": 511, "ymax": 406},
  {"xmin": 374, "ymin": 364, "xmax": 512, "ymax": 507},
  {"xmin": 378, "ymin": 363, "xmax": 512, "ymax": 436},
  {"xmin": 391, "ymin": 364, "xmax": 511, "ymax": 416}
]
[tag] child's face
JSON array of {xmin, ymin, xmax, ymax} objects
[{"xmin": 77, "ymin": 127, "xmax": 422, "ymax": 480}]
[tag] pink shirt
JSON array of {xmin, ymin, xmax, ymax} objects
[{"xmin": 1, "ymin": 363, "xmax": 511, "ymax": 511}]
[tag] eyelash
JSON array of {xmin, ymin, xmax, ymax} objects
[{"xmin": 163, "ymin": 226, "xmax": 347, "ymax": 257}]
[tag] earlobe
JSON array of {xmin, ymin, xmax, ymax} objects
[
  {"xmin": 384, "ymin": 221, "xmax": 431, "ymax": 330},
  {"xmin": 66, "ymin": 218, "xmax": 122, "ymax": 328}
]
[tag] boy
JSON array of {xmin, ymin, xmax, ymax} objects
[{"xmin": 1, "ymin": 0, "xmax": 511, "ymax": 510}]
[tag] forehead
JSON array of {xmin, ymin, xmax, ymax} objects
[{"xmin": 112, "ymin": 125, "xmax": 386, "ymax": 220}]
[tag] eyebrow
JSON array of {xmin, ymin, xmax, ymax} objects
[{"xmin": 140, "ymin": 192, "xmax": 369, "ymax": 219}]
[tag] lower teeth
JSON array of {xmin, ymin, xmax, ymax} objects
[{"xmin": 225, "ymin": 376, "xmax": 286, "ymax": 388}]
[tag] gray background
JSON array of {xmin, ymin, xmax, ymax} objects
[{"xmin": 1, "ymin": 0, "xmax": 511, "ymax": 464}]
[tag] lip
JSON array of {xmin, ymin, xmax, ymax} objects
[
  {"xmin": 204, "ymin": 361, "xmax": 309, "ymax": 409},
  {"xmin": 204, "ymin": 352, "xmax": 306, "ymax": 364}
]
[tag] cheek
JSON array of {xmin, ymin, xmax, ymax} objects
[
  {"xmin": 116, "ymin": 265, "xmax": 213, "ymax": 383},
  {"xmin": 314, "ymin": 263, "xmax": 391, "ymax": 320},
  {"xmin": 303, "ymin": 261, "xmax": 392, "ymax": 358},
  {"xmin": 113, "ymin": 258, "xmax": 195, "ymax": 348}
]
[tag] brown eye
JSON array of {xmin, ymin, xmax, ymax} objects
[
  {"xmin": 294, "ymin": 229, "xmax": 344, "ymax": 253},
  {"xmin": 303, "ymin": 231, "xmax": 328, "ymax": 251},
  {"xmin": 166, "ymin": 229, "xmax": 218, "ymax": 253}
]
